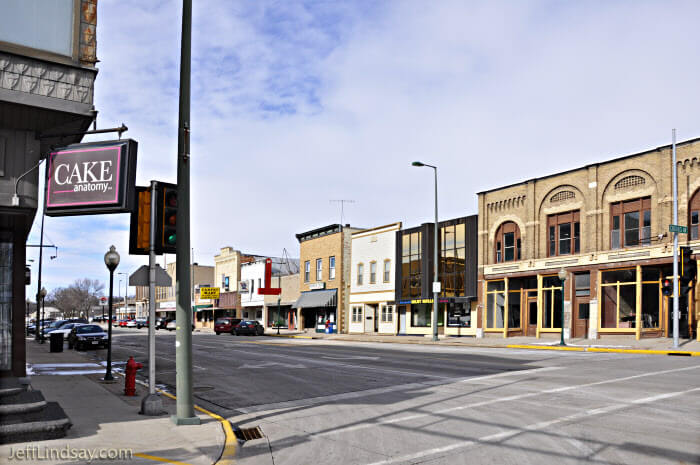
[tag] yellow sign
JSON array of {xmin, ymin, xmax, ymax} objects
[{"xmin": 200, "ymin": 287, "xmax": 220, "ymax": 299}]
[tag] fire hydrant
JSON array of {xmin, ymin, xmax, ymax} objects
[{"xmin": 124, "ymin": 356, "xmax": 142, "ymax": 396}]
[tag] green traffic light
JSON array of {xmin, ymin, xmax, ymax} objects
[{"xmin": 167, "ymin": 233, "xmax": 176, "ymax": 245}]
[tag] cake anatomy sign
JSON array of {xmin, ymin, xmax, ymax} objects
[{"xmin": 45, "ymin": 139, "xmax": 137, "ymax": 216}]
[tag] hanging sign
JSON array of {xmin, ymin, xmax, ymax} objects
[{"xmin": 45, "ymin": 139, "xmax": 137, "ymax": 216}]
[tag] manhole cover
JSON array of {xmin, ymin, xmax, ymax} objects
[
  {"xmin": 193, "ymin": 385, "xmax": 214, "ymax": 392},
  {"xmin": 235, "ymin": 426, "xmax": 264, "ymax": 441}
]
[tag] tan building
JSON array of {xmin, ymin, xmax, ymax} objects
[
  {"xmin": 212, "ymin": 246, "xmax": 261, "ymax": 319},
  {"xmin": 263, "ymin": 273, "xmax": 301, "ymax": 329},
  {"xmin": 134, "ymin": 261, "xmax": 215, "ymax": 328},
  {"xmin": 295, "ymin": 224, "xmax": 363, "ymax": 333},
  {"xmin": 478, "ymin": 137, "xmax": 700, "ymax": 341}
]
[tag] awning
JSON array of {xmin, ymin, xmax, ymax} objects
[
  {"xmin": 293, "ymin": 289, "xmax": 337, "ymax": 309},
  {"xmin": 192, "ymin": 304, "xmax": 213, "ymax": 312}
]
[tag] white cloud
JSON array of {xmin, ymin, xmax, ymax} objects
[{"xmin": 27, "ymin": 0, "xmax": 700, "ymax": 293}]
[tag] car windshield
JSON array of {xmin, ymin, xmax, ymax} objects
[
  {"xmin": 50, "ymin": 321, "xmax": 66, "ymax": 328},
  {"xmin": 215, "ymin": 319, "xmax": 230, "ymax": 324},
  {"xmin": 77, "ymin": 325, "xmax": 102, "ymax": 334},
  {"xmin": 62, "ymin": 323, "xmax": 76, "ymax": 329}
]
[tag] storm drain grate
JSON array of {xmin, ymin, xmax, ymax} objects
[{"xmin": 235, "ymin": 426, "xmax": 264, "ymax": 441}]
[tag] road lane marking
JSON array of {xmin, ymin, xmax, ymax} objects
[
  {"xmin": 234, "ymin": 367, "xmax": 561, "ymax": 414},
  {"xmin": 317, "ymin": 364, "xmax": 700, "ymax": 437},
  {"xmin": 363, "ymin": 386, "xmax": 700, "ymax": 465}
]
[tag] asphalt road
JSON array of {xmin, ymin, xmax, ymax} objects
[{"xmin": 92, "ymin": 328, "xmax": 700, "ymax": 465}]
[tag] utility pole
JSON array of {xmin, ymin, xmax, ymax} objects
[
  {"xmin": 672, "ymin": 129, "xmax": 679, "ymax": 349},
  {"xmin": 173, "ymin": 0, "xmax": 198, "ymax": 425}
]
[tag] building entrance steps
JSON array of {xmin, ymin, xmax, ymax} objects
[{"xmin": 0, "ymin": 338, "xmax": 226, "ymax": 464}]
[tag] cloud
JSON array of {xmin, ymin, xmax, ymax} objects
[{"xmin": 27, "ymin": 0, "xmax": 700, "ymax": 293}]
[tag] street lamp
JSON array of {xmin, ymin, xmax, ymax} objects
[
  {"xmin": 558, "ymin": 268, "xmax": 567, "ymax": 346},
  {"xmin": 39, "ymin": 287, "xmax": 47, "ymax": 343},
  {"xmin": 104, "ymin": 245, "xmax": 120, "ymax": 381},
  {"xmin": 412, "ymin": 161, "xmax": 439, "ymax": 342},
  {"xmin": 118, "ymin": 272, "xmax": 129, "ymax": 318}
]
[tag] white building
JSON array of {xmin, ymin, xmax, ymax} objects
[
  {"xmin": 240, "ymin": 257, "xmax": 300, "ymax": 323},
  {"xmin": 349, "ymin": 223, "xmax": 401, "ymax": 334}
]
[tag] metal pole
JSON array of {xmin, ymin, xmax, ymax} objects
[
  {"xmin": 40, "ymin": 295, "xmax": 45, "ymax": 343},
  {"xmin": 104, "ymin": 269, "xmax": 114, "ymax": 381},
  {"xmin": 560, "ymin": 278, "xmax": 566, "ymax": 346},
  {"xmin": 432, "ymin": 166, "xmax": 439, "ymax": 342},
  {"xmin": 277, "ymin": 297, "xmax": 281, "ymax": 335},
  {"xmin": 672, "ymin": 129, "xmax": 679, "ymax": 348},
  {"xmin": 35, "ymin": 191, "xmax": 46, "ymax": 341},
  {"xmin": 173, "ymin": 0, "xmax": 198, "ymax": 425},
  {"xmin": 142, "ymin": 181, "xmax": 163, "ymax": 415}
]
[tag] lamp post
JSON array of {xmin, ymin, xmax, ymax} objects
[
  {"xmin": 39, "ymin": 287, "xmax": 47, "ymax": 343},
  {"xmin": 412, "ymin": 161, "xmax": 439, "ymax": 342},
  {"xmin": 558, "ymin": 268, "xmax": 567, "ymax": 346},
  {"xmin": 118, "ymin": 272, "xmax": 129, "ymax": 319},
  {"xmin": 104, "ymin": 245, "xmax": 120, "ymax": 382}
]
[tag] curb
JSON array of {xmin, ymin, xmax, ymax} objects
[
  {"xmin": 265, "ymin": 334, "xmax": 315, "ymax": 339},
  {"xmin": 505, "ymin": 344, "xmax": 700, "ymax": 356}
]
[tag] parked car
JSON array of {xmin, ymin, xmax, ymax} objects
[
  {"xmin": 112, "ymin": 318, "xmax": 123, "ymax": 327},
  {"xmin": 154, "ymin": 317, "xmax": 171, "ymax": 330},
  {"xmin": 67, "ymin": 324, "xmax": 108, "ymax": 350},
  {"xmin": 118, "ymin": 319, "xmax": 129, "ymax": 327},
  {"xmin": 48, "ymin": 322, "xmax": 84, "ymax": 337},
  {"xmin": 233, "ymin": 320, "xmax": 265, "ymax": 336},
  {"xmin": 125, "ymin": 319, "xmax": 138, "ymax": 328},
  {"xmin": 165, "ymin": 320, "xmax": 195, "ymax": 331},
  {"xmin": 214, "ymin": 317, "xmax": 242, "ymax": 335},
  {"xmin": 135, "ymin": 319, "xmax": 148, "ymax": 329},
  {"xmin": 41, "ymin": 320, "xmax": 68, "ymax": 336}
]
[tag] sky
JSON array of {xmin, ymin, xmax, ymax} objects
[{"xmin": 25, "ymin": 0, "xmax": 700, "ymax": 296}]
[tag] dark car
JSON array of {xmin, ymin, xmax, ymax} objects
[
  {"xmin": 233, "ymin": 320, "xmax": 264, "ymax": 336},
  {"xmin": 155, "ymin": 317, "xmax": 170, "ymax": 330},
  {"xmin": 67, "ymin": 324, "xmax": 108, "ymax": 350},
  {"xmin": 41, "ymin": 319, "xmax": 68, "ymax": 336},
  {"xmin": 214, "ymin": 317, "xmax": 242, "ymax": 335}
]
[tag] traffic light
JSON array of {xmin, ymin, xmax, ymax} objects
[
  {"xmin": 129, "ymin": 186, "xmax": 150, "ymax": 255},
  {"xmin": 156, "ymin": 182, "xmax": 178, "ymax": 254},
  {"xmin": 678, "ymin": 246, "xmax": 696, "ymax": 296},
  {"xmin": 662, "ymin": 278, "xmax": 673, "ymax": 297}
]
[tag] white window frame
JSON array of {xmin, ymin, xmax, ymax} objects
[
  {"xmin": 304, "ymin": 261, "xmax": 310, "ymax": 282},
  {"xmin": 357, "ymin": 263, "xmax": 364, "ymax": 286},
  {"xmin": 316, "ymin": 258, "xmax": 323, "ymax": 281},
  {"xmin": 329, "ymin": 256, "xmax": 336, "ymax": 280}
]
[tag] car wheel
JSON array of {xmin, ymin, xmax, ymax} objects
[
  {"xmin": 76, "ymin": 342, "xmax": 83, "ymax": 351},
  {"xmin": 68, "ymin": 342, "xmax": 73, "ymax": 349},
  {"xmin": 215, "ymin": 332, "xmax": 220, "ymax": 335}
]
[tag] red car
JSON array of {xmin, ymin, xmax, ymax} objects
[
  {"xmin": 118, "ymin": 319, "xmax": 129, "ymax": 327},
  {"xmin": 214, "ymin": 317, "xmax": 242, "ymax": 335}
]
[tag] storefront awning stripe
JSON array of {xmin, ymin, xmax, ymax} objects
[
  {"xmin": 193, "ymin": 304, "xmax": 214, "ymax": 312},
  {"xmin": 293, "ymin": 289, "xmax": 337, "ymax": 309}
]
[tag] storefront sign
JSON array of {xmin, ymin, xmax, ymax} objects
[
  {"xmin": 239, "ymin": 281, "xmax": 249, "ymax": 293},
  {"xmin": 309, "ymin": 282, "xmax": 326, "ymax": 290},
  {"xmin": 45, "ymin": 139, "xmax": 137, "ymax": 216},
  {"xmin": 200, "ymin": 287, "xmax": 220, "ymax": 299}
]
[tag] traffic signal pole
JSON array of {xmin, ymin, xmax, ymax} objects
[
  {"xmin": 173, "ymin": 0, "xmax": 198, "ymax": 425},
  {"xmin": 672, "ymin": 129, "xmax": 679, "ymax": 349}
]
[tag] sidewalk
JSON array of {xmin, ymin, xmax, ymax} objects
[
  {"xmin": 266, "ymin": 329, "xmax": 700, "ymax": 354},
  {"xmin": 0, "ymin": 339, "xmax": 226, "ymax": 465}
]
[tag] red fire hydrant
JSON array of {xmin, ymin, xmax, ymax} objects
[{"xmin": 124, "ymin": 356, "xmax": 142, "ymax": 396}]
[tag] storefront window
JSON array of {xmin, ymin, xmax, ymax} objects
[
  {"xmin": 575, "ymin": 272, "xmax": 590, "ymax": 296},
  {"xmin": 447, "ymin": 302, "xmax": 470, "ymax": 327},
  {"xmin": 411, "ymin": 303, "xmax": 431, "ymax": 327},
  {"xmin": 486, "ymin": 281, "xmax": 505, "ymax": 328},
  {"xmin": 381, "ymin": 305, "xmax": 393, "ymax": 323},
  {"xmin": 641, "ymin": 267, "xmax": 662, "ymax": 329},
  {"xmin": 352, "ymin": 306, "xmax": 362, "ymax": 323},
  {"xmin": 601, "ymin": 269, "xmax": 637, "ymax": 328},
  {"xmin": 542, "ymin": 276, "xmax": 563, "ymax": 329},
  {"xmin": 440, "ymin": 223, "xmax": 466, "ymax": 297}
]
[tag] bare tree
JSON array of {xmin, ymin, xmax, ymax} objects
[{"xmin": 47, "ymin": 279, "xmax": 105, "ymax": 319}]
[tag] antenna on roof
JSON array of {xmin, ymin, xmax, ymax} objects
[{"xmin": 329, "ymin": 199, "xmax": 355, "ymax": 227}]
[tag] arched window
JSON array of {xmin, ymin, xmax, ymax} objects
[
  {"xmin": 690, "ymin": 189, "xmax": 700, "ymax": 241},
  {"xmin": 494, "ymin": 222, "xmax": 521, "ymax": 263}
]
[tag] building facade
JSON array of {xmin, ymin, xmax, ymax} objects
[
  {"xmin": 264, "ymin": 273, "xmax": 301, "ymax": 329},
  {"xmin": 478, "ymin": 138, "xmax": 700, "ymax": 340},
  {"xmin": 212, "ymin": 246, "xmax": 260, "ymax": 319},
  {"xmin": 295, "ymin": 224, "xmax": 362, "ymax": 333},
  {"xmin": 0, "ymin": 0, "xmax": 98, "ymax": 378},
  {"xmin": 395, "ymin": 216, "xmax": 479, "ymax": 336},
  {"xmin": 349, "ymin": 223, "xmax": 401, "ymax": 334}
]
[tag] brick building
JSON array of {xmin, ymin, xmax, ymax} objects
[
  {"xmin": 477, "ymin": 138, "xmax": 700, "ymax": 341},
  {"xmin": 295, "ymin": 224, "xmax": 362, "ymax": 333}
]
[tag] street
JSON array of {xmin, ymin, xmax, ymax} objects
[{"xmin": 84, "ymin": 329, "xmax": 700, "ymax": 465}]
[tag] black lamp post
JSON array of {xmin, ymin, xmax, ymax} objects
[
  {"xmin": 104, "ymin": 245, "xmax": 120, "ymax": 381},
  {"xmin": 39, "ymin": 287, "xmax": 47, "ymax": 343},
  {"xmin": 558, "ymin": 268, "xmax": 567, "ymax": 346}
]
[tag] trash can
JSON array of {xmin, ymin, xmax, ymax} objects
[{"xmin": 49, "ymin": 332, "xmax": 64, "ymax": 353}]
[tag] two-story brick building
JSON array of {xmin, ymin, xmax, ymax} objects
[
  {"xmin": 294, "ymin": 224, "xmax": 363, "ymax": 333},
  {"xmin": 477, "ymin": 138, "xmax": 700, "ymax": 341}
]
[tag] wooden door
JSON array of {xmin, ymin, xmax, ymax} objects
[
  {"xmin": 573, "ymin": 299, "xmax": 590, "ymax": 338},
  {"xmin": 526, "ymin": 298, "xmax": 538, "ymax": 336}
]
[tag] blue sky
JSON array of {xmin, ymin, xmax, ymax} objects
[{"xmin": 26, "ymin": 0, "xmax": 700, "ymax": 296}]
